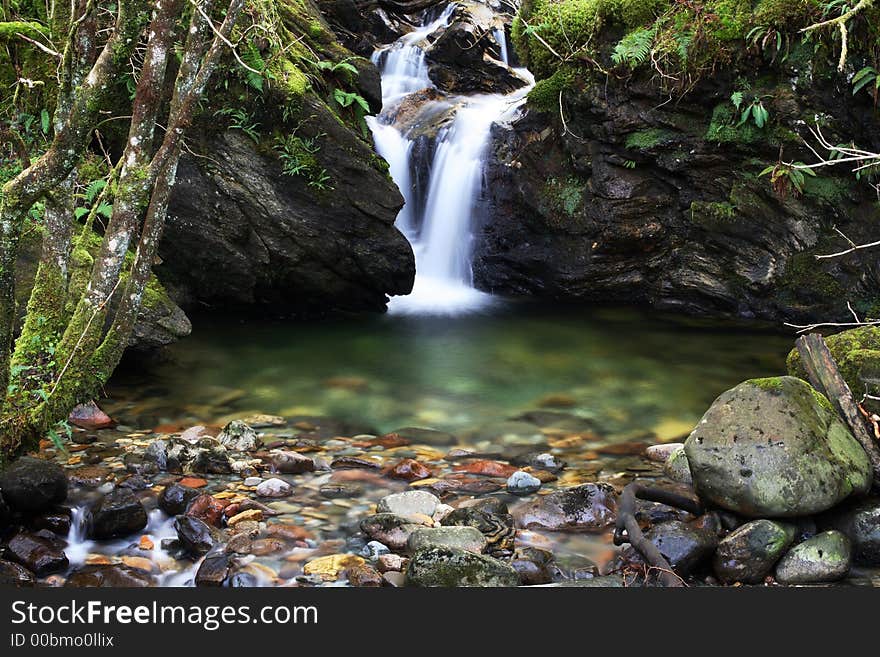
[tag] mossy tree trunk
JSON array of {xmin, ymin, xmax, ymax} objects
[{"xmin": 1, "ymin": 0, "xmax": 246, "ymax": 463}]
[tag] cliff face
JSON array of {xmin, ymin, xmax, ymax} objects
[
  {"xmin": 155, "ymin": 0, "xmax": 416, "ymax": 317},
  {"xmin": 473, "ymin": 0, "xmax": 880, "ymax": 323}
]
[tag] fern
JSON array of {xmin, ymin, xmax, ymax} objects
[{"xmin": 612, "ymin": 27, "xmax": 656, "ymax": 69}]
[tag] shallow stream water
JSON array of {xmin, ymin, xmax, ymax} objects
[{"xmin": 107, "ymin": 304, "xmax": 792, "ymax": 438}]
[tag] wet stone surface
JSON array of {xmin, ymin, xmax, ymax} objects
[{"xmin": 3, "ymin": 310, "xmax": 875, "ymax": 588}]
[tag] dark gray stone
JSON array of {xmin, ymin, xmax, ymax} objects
[
  {"xmin": 87, "ymin": 489, "xmax": 148, "ymax": 539},
  {"xmin": 0, "ymin": 457, "xmax": 67, "ymax": 513}
]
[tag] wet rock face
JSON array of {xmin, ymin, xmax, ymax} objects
[
  {"xmin": 5, "ymin": 531, "xmax": 68, "ymax": 576},
  {"xmin": 425, "ymin": 7, "xmax": 525, "ymax": 94},
  {"xmin": 513, "ymin": 483, "xmax": 617, "ymax": 532},
  {"xmin": 475, "ymin": 66, "xmax": 880, "ymax": 323},
  {"xmin": 175, "ymin": 516, "xmax": 216, "ymax": 556},
  {"xmin": 0, "ymin": 457, "xmax": 68, "ymax": 513},
  {"xmin": 684, "ymin": 377, "xmax": 872, "ymax": 517},
  {"xmin": 713, "ymin": 519, "xmax": 796, "ymax": 584},
  {"xmin": 159, "ymin": 483, "xmax": 201, "ymax": 516},
  {"xmin": 65, "ymin": 564, "xmax": 154, "ymax": 587},
  {"xmin": 0, "ymin": 559, "xmax": 36, "ymax": 587},
  {"xmin": 87, "ymin": 489, "xmax": 149, "ymax": 540},
  {"xmin": 159, "ymin": 104, "xmax": 415, "ymax": 316},
  {"xmin": 405, "ymin": 546, "xmax": 519, "ymax": 587}
]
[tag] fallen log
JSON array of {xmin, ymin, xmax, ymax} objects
[{"xmin": 795, "ymin": 333, "xmax": 880, "ymax": 484}]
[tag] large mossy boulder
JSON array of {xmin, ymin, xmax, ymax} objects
[
  {"xmin": 684, "ymin": 376, "xmax": 872, "ymax": 517},
  {"xmin": 787, "ymin": 326, "xmax": 880, "ymax": 413}
]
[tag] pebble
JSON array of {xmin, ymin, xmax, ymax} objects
[
  {"xmin": 645, "ymin": 443, "xmax": 684, "ymax": 463},
  {"xmin": 303, "ymin": 554, "xmax": 365, "ymax": 581},
  {"xmin": 407, "ymin": 526, "xmax": 488, "ymax": 554},
  {"xmin": 376, "ymin": 490, "xmax": 440, "ymax": 518},
  {"xmin": 359, "ymin": 541, "xmax": 391, "ymax": 560},
  {"xmin": 347, "ymin": 563, "xmax": 383, "ymax": 587},
  {"xmin": 227, "ymin": 509, "xmax": 263, "ymax": 526},
  {"xmin": 256, "ymin": 478, "xmax": 292, "ymax": 498},
  {"xmin": 377, "ymin": 554, "xmax": 406, "ymax": 573},
  {"xmin": 507, "ymin": 471, "xmax": 542, "ymax": 495},
  {"xmin": 243, "ymin": 476, "xmax": 263, "ymax": 487},
  {"xmin": 382, "ymin": 459, "xmax": 432, "ymax": 482},
  {"xmin": 382, "ymin": 571, "xmax": 406, "ymax": 587}
]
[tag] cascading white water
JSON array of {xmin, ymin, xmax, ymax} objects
[
  {"xmin": 493, "ymin": 27, "xmax": 510, "ymax": 66},
  {"xmin": 368, "ymin": 5, "xmax": 532, "ymax": 315}
]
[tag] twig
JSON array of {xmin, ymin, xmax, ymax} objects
[
  {"xmin": 785, "ymin": 319, "xmax": 880, "ymax": 333},
  {"xmin": 15, "ymin": 31, "xmax": 61, "ymax": 58},
  {"xmin": 189, "ymin": 0, "xmax": 261, "ymax": 75}
]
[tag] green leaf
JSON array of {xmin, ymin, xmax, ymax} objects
[
  {"xmin": 758, "ymin": 165, "xmax": 776, "ymax": 177},
  {"xmin": 40, "ymin": 108, "xmax": 50, "ymax": 135},
  {"xmin": 96, "ymin": 202, "xmax": 113, "ymax": 219},
  {"xmin": 730, "ymin": 91, "xmax": 743, "ymax": 110},
  {"xmin": 74, "ymin": 207, "xmax": 89, "ymax": 220},
  {"xmin": 85, "ymin": 179, "xmax": 107, "ymax": 203}
]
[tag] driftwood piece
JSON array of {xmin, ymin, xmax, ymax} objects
[
  {"xmin": 613, "ymin": 483, "xmax": 704, "ymax": 588},
  {"xmin": 795, "ymin": 333, "xmax": 880, "ymax": 484}
]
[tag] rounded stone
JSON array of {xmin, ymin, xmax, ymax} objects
[
  {"xmin": 513, "ymin": 483, "xmax": 617, "ymax": 532},
  {"xmin": 506, "ymin": 471, "xmax": 542, "ymax": 495},
  {"xmin": 820, "ymin": 498, "xmax": 880, "ymax": 566},
  {"xmin": 0, "ymin": 457, "xmax": 68, "ymax": 513},
  {"xmin": 256, "ymin": 477, "xmax": 292, "ymax": 498},
  {"xmin": 664, "ymin": 446, "xmax": 693, "ymax": 485},
  {"xmin": 87, "ymin": 489, "xmax": 148, "ymax": 539},
  {"xmin": 159, "ymin": 483, "xmax": 201, "ymax": 516},
  {"xmin": 376, "ymin": 490, "xmax": 440, "ymax": 517},
  {"xmin": 713, "ymin": 519, "xmax": 795, "ymax": 584},
  {"xmin": 775, "ymin": 531, "xmax": 851, "ymax": 584},
  {"xmin": 406, "ymin": 526, "xmax": 488, "ymax": 554},
  {"xmin": 405, "ymin": 547, "xmax": 519, "ymax": 587},
  {"xmin": 684, "ymin": 377, "xmax": 872, "ymax": 517}
]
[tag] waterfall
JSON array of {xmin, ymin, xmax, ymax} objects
[
  {"xmin": 493, "ymin": 27, "xmax": 509, "ymax": 66},
  {"xmin": 368, "ymin": 5, "xmax": 532, "ymax": 315}
]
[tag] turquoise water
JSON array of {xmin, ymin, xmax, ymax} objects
[{"xmin": 105, "ymin": 303, "xmax": 793, "ymax": 440}]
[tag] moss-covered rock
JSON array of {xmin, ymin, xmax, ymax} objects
[
  {"xmin": 405, "ymin": 546, "xmax": 519, "ymax": 587},
  {"xmin": 684, "ymin": 376, "xmax": 872, "ymax": 517},
  {"xmin": 775, "ymin": 530, "xmax": 851, "ymax": 584},
  {"xmin": 713, "ymin": 519, "xmax": 796, "ymax": 584},
  {"xmin": 787, "ymin": 326, "xmax": 880, "ymax": 412}
]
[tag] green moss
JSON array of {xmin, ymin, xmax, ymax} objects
[
  {"xmin": 705, "ymin": 103, "xmax": 764, "ymax": 145},
  {"xmin": 802, "ymin": 175, "xmax": 850, "ymax": 204},
  {"xmin": 543, "ymin": 176, "xmax": 585, "ymax": 219},
  {"xmin": 0, "ymin": 21, "xmax": 47, "ymax": 40},
  {"xmin": 779, "ymin": 251, "xmax": 845, "ymax": 301},
  {"xmin": 625, "ymin": 127, "xmax": 675, "ymax": 150},
  {"xmin": 690, "ymin": 200, "xmax": 737, "ymax": 231},
  {"xmin": 527, "ymin": 67, "xmax": 577, "ymax": 112},
  {"xmin": 787, "ymin": 326, "xmax": 880, "ymax": 409}
]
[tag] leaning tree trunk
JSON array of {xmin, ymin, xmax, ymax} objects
[
  {"xmin": 0, "ymin": 0, "xmax": 147, "ymax": 408},
  {"xmin": 1, "ymin": 0, "xmax": 245, "ymax": 461}
]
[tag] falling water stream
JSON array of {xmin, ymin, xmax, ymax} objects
[{"xmin": 368, "ymin": 5, "xmax": 532, "ymax": 315}]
